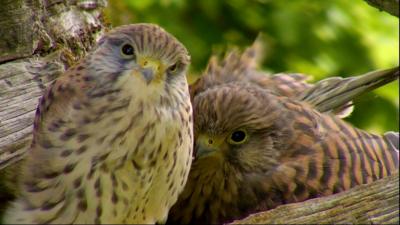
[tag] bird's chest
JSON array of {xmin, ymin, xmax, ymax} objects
[
  {"xmin": 43, "ymin": 98, "xmax": 193, "ymax": 223},
  {"xmin": 82, "ymin": 108, "xmax": 192, "ymax": 223}
]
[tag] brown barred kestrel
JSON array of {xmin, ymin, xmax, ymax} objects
[
  {"xmin": 3, "ymin": 24, "xmax": 193, "ymax": 224},
  {"xmin": 189, "ymin": 37, "xmax": 399, "ymax": 118},
  {"xmin": 167, "ymin": 39, "xmax": 399, "ymax": 224}
]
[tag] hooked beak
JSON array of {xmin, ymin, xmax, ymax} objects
[
  {"xmin": 195, "ymin": 135, "xmax": 223, "ymax": 159},
  {"xmin": 136, "ymin": 57, "xmax": 163, "ymax": 84}
]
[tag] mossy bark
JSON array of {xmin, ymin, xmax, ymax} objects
[{"xmin": 0, "ymin": 0, "xmax": 108, "ymax": 169}]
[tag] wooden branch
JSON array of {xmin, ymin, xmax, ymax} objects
[
  {"xmin": 231, "ymin": 173, "xmax": 399, "ymax": 224},
  {"xmin": 364, "ymin": 0, "xmax": 399, "ymax": 17},
  {"xmin": 0, "ymin": 0, "xmax": 108, "ymax": 170}
]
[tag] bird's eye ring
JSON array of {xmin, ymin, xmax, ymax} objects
[
  {"xmin": 228, "ymin": 129, "xmax": 248, "ymax": 145},
  {"xmin": 121, "ymin": 43, "xmax": 135, "ymax": 58},
  {"xmin": 168, "ymin": 63, "xmax": 179, "ymax": 74}
]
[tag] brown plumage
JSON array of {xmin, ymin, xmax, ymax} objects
[
  {"xmin": 189, "ymin": 37, "xmax": 313, "ymax": 101},
  {"xmin": 4, "ymin": 24, "xmax": 193, "ymax": 224},
  {"xmin": 167, "ymin": 40, "xmax": 399, "ymax": 224},
  {"xmin": 190, "ymin": 37, "xmax": 399, "ymax": 118}
]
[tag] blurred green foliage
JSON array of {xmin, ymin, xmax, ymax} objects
[{"xmin": 105, "ymin": 0, "xmax": 399, "ymax": 133}]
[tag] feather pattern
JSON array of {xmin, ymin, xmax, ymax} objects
[{"xmin": 167, "ymin": 38, "xmax": 399, "ymax": 224}]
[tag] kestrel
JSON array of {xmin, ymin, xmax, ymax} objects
[
  {"xmin": 167, "ymin": 40, "xmax": 399, "ymax": 224},
  {"xmin": 3, "ymin": 23, "xmax": 193, "ymax": 224},
  {"xmin": 190, "ymin": 37, "xmax": 399, "ymax": 118}
]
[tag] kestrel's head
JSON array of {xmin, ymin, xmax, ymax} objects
[
  {"xmin": 86, "ymin": 23, "xmax": 190, "ymax": 99},
  {"xmin": 167, "ymin": 83, "xmax": 300, "ymax": 224},
  {"xmin": 192, "ymin": 83, "xmax": 297, "ymax": 173}
]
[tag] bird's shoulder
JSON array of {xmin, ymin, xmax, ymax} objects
[{"xmin": 33, "ymin": 62, "xmax": 93, "ymax": 130}]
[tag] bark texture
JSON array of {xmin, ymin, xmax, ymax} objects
[
  {"xmin": 0, "ymin": 0, "xmax": 108, "ymax": 215},
  {"xmin": 231, "ymin": 173, "xmax": 399, "ymax": 224},
  {"xmin": 0, "ymin": 0, "xmax": 107, "ymax": 170}
]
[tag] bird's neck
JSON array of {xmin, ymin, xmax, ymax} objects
[
  {"xmin": 169, "ymin": 158, "xmax": 287, "ymax": 224},
  {"xmin": 169, "ymin": 160, "xmax": 247, "ymax": 224}
]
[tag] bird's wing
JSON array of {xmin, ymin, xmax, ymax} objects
[
  {"xmin": 384, "ymin": 131, "xmax": 399, "ymax": 151},
  {"xmin": 298, "ymin": 67, "xmax": 399, "ymax": 117},
  {"xmin": 31, "ymin": 64, "xmax": 91, "ymax": 143},
  {"xmin": 265, "ymin": 102, "xmax": 399, "ymax": 208},
  {"xmin": 191, "ymin": 38, "xmax": 399, "ymax": 119}
]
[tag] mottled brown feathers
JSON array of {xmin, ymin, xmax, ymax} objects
[
  {"xmin": 5, "ymin": 23, "xmax": 193, "ymax": 224},
  {"xmin": 189, "ymin": 36, "xmax": 311, "ymax": 102},
  {"xmin": 168, "ymin": 82, "xmax": 399, "ymax": 224},
  {"xmin": 100, "ymin": 24, "xmax": 190, "ymax": 65},
  {"xmin": 167, "ymin": 38, "xmax": 398, "ymax": 224}
]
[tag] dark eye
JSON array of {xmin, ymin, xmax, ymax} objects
[
  {"xmin": 228, "ymin": 130, "xmax": 248, "ymax": 145},
  {"xmin": 168, "ymin": 63, "xmax": 179, "ymax": 73},
  {"xmin": 121, "ymin": 44, "xmax": 135, "ymax": 58}
]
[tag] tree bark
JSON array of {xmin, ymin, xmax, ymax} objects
[
  {"xmin": 0, "ymin": 0, "xmax": 108, "ymax": 170},
  {"xmin": 231, "ymin": 173, "xmax": 399, "ymax": 224},
  {"xmin": 0, "ymin": 0, "xmax": 108, "ymax": 215},
  {"xmin": 364, "ymin": 0, "xmax": 399, "ymax": 17}
]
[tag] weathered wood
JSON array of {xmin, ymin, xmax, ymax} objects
[
  {"xmin": 231, "ymin": 173, "xmax": 399, "ymax": 224},
  {"xmin": 0, "ymin": 0, "xmax": 108, "ymax": 216},
  {"xmin": 0, "ymin": 0, "xmax": 108, "ymax": 170}
]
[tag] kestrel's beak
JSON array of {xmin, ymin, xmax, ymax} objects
[
  {"xmin": 137, "ymin": 57, "xmax": 164, "ymax": 84},
  {"xmin": 195, "ymin": 135, "xmax": 224, "ymax": 159}
]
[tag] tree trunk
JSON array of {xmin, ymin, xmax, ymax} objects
[
  {"xmin": 0, "ymin": 0, "xmax": 108, "ymax": 169},
  {"xmin": 0, "ymin": 0, "xmax": 108, "ymax": 215}
]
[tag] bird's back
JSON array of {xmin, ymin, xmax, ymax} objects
[
  {"xmin": 265, "ymin": 100, "xmax": 399, "ymax": 208},
  {"xmin": 167, "ymin": 89, "xmax": 399, "ymax": 225}
]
